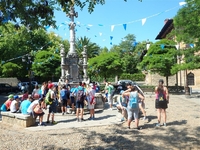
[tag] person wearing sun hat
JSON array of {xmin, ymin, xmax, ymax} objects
[
  {"xmin": 10, "ymin": 95, "xmax": 20, "ymax": 113},
  {"xmin": 0, "ymin": 94, "xmax": 14, "ymax": 111}
]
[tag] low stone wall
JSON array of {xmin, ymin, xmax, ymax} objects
[{"xmin": 1, "ymin": 112, "xmax": 36, "ymax": 127}]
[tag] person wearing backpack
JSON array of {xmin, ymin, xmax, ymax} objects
[
  {"xmin": 60, "ymin": 84, "xmax": 68, "ymax": 115},
  {"xmin": 76, "ymin": 82, "xmax": 86, "ymax": 122},
  {"xmin": 155, "ymin": 79, "xmax": 169, "ymax": 127},
  {"xmin": 122, "ymin": 84, "xmax": 144, "ymax": 130},
  {"xmin": 46, "ymin": 83, "xmax": 57, "ymax": 125}
]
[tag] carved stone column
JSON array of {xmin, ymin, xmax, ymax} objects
[{"xmin": 82, "ymin": 46, "xmax": 88, "ymax": 82}]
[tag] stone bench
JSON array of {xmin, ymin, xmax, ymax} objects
[{"xmin": 1, "ymin": 111, "xmax": 36, "ymax": 127}]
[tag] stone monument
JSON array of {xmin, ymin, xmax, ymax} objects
[{"xmin": 59, "ymin": 7, "xmax": 89, "ymax": 84}]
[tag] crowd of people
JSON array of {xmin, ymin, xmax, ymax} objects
[{"xmin": 0, "ymin": 79, "xmax": 169, "ymax": 129}]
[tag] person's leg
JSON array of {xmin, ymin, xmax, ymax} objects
[
  {"xmin": 139, "ymin": 103, "xmax": 146, "ymax": 120},
  {"xmin": 134, "ymin": 109, "xmax": 139, "ymax": 129},
  {"xmin": 80, "ymin": 102, "xmax": 84, "ymax": 121},
  {"xmin": 127, "ymin": 108, "xmax": 133, "ymax": 129},
  {"xmin": 162, "ymin": 109, "xmax": 167, "ymax": 125},
  {"xmin": 108, "ymin": 94, "xmax": 112, "ymax": 109},
  {"xmin": 156, "ymin": 108, "xmax": 162, "ymax": 126}
]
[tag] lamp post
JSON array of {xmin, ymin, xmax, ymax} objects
[{"xmin": 22, "ymin": 54, "xmax": 32, "ymax": 93}]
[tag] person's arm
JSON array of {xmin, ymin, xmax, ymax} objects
[
  {"xmin": 165, "ymin": 87, "xmax": 169, "ymax": 103},
  {"xmin": 155, "ymin": 87, "xmax": 158, "ymax": 93},
  {"xmin": 138, "ymin": 93, "xmax": 145, "ymax": 101},
  {"xmin": 122, "ymin": 92, "xmax": 130, "ymax": 98},
  {"xmin": 123, "ymin": 88, "xmax": 131, "ymax": 93},
  {"xmin": 15, "ymin": 102, "xmax": 19, "ymax": 110}
]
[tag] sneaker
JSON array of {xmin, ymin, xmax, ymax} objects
[
  {"xmin": 109, "ymin": 108, "xmax": 113, "ymax": 110},
  {"xmin": 163, "ymin": 123, "xmax": 167, "ymax": 127},
  {"xmin": 127, "ymin": 126, "xmax": 130, "ymax": 129},
  {"xmin": 51, "ymin": 121, "xmax": 57, "ymax": 125},
  {"xmin": 88, "ymin": 117, "xmax": 92, "ymax": 120},
  {"xmin": 62, "ymin": 112, "xmax": 64, "ymax": 115},
  {"xmin": 72, "ymin": 111, "xmax": 75, "ymax": 114},
  {"xmin": 76, "ymin": 118, "xmax": 79, "ymax": 122},
  {"xmin": 81, "ymin": 118, "xmax": 85, "ymax": 121},
  {"xmin": 155, "ymin": 123, "xmax": 160, "ymax": 127},
  {"xmin": 46, "ymin": 121, "xmax": 50, "ymax": 124},
  {"xmin": 121, "ymin": 117, "xmax": 125, "ymax": 122},
  {"xmin": 137, "ymin": 127, "xmax": 142, "ymax": 130},
  {"xmin": 38, "ymin": 122, "xmax": 46, "ymax": 126},
  {"xmin": 143, "ymin": 116, "xmax": 147, "ymax": 120}
]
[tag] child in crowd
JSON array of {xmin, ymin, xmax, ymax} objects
[
  {"xmin": 10, "ymin": 95, "xmax": 20, "ymax": 113},
  {"xmin": 87, "ymin": 84, "xmax": 96, "ymax": 120}
]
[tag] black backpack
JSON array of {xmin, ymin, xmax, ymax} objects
[{"xmin": 77, "ymin": 90, "xmax": 85, "ymax": 102}]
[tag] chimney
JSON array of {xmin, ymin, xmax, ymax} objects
[{"xmin": 164, "ymin": 19, "xmax": 169, "ymax": 24}]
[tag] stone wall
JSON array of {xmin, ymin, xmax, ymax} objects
[{"xmin": 0, "ymin": 78, "xmax": 20, "ymax": 86}]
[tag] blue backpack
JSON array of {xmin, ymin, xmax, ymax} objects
[
  {"xmin": 60, "ymin": 89, "xmax": 67, "ymax": 100},
  {"xmin": 129, "ymin": 91, "xmax": 139, "ymax": 109}
]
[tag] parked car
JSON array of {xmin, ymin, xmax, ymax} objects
[
  {"xmin": 0, "ymin": 83, "xmax": 19, "ymax": 94},
  {"xmin": 18, "ymin": 82, "xmax": 36, "ymax": 93}
]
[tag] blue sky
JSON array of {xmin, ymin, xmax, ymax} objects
[{"xmin": 48, "ymin": 0, "xmax": 185, "ymax": 49}]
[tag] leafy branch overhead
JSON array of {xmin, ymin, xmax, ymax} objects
[{"xmin": 0, "ymin": 0, "xmax": 133, "ymax": 29}]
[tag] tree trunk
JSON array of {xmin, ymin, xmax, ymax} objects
[{"xmin": 166, "ymin": 76, "xmax": 169, "ymax": 87}]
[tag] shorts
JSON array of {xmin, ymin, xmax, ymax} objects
[
  {"xmin": 67, "ymin": 92, "xmax": 70, "ymax": 99},
  {"xmin": 70, "ymin": 96, "xmax": 75, "ymax": 104},
  {"xmin": 88, "ymin": 103, "xmax": 95, "ymax": 109},
  {"xmin": 127, "ymin": 107, "xmax": 139, "ymax": 120},
  {"xmin": 34, "ymin": 112, "xmax": 45, "ymax": 117},
  {"xmin": 61, "ymin": 99, "xmax": 67, "ymax": 107},
  {"xmin": 107, "ymin": 94, "xmax": 113, "ymax": 105},
  {"xmin": 155, "ymin": 99, "xmax": 168, "ymax": 109},
  {"xmin": 76, "ymin": 101, "xmax": 84, "ymax": 109},
  {"xmin": 49, "ymin": 101, "xmax": 57, "ymax": 114}
]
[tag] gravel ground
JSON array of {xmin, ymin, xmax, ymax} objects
[{"xmin": 0, "ymin": 94, "xmax": 200, "ymax": 150}]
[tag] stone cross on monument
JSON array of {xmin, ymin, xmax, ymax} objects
[{"xmin": 59, "ymin": 6, "xmax": 89, "ymax": 84}]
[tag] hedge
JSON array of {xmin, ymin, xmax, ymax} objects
[{"xmin": 119, "ymin": 73, "xmax": 145, "ymax": 81}]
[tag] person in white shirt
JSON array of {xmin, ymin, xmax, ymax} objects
[{"xmin": 10, "ymin": 95, "xmax": 20, "ymax": 113}]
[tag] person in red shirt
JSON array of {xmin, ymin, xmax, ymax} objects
[{"xmin": 5, "ymin": 94, "xmax": 14, "ymax": 111}]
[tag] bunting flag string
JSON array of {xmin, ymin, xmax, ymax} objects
[
  {"xmin": 1, "ymin": 42, "xmax": 52, "ymax": 64},
  {"xmin": 44, "ymin": 1, "xmax": 188, "ymax": 45}
]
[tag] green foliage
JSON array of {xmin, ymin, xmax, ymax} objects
[
  {"xmin": 32, "ymin": 51, "xmax": 60, "ymax": 80},
  {"xmin": 88, "ymin": 52, "xmax": 122, "ymax": 79},
  {"xmin": 0, "ymin": 0, "xmax": 130, "ymax": 29},
  {"xmin": 173, "ymin": 0, "xmax": 200, "ymax": 71},
  {"xmin": 110, "ymin": 34, "xmax": 140, "ymax": 74},
  {"xmin": 1, "ymin": 62, "xmax": 21, "ymax": 77},
  {"xmin": 75, "ymin": 36, "xmax": 100, "ymax": 58},
  {"xmin": 139, "ymin": 39, "xmax": 177, "ymax": 85},
  {"xmin": 120, "ymin": 73, "xmax": 145, "ymax": 81}
]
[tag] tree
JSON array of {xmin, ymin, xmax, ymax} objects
[
  {"xmin": 1, "ymin": 62, "xmax": 21, "ymax": 77},
  {"xmin": 111, "ymin": 34, "xmax": 139, "ymax": 74},
  {"xmin": 32, "ymin": 51, "xmax": 60, "ymax": 81},
  {"xmin": 75, "ymin": 36, "xmax": 100, "ymax": 58},
  {"xmin": 88, "ymin": 52, "xmax": 122, "ymax": 80},
  {"xmin": 0, "ymin": 0, "xmax": 131, "ymax": 29},
  {"xmin": 139, "ymin": 39, "xmax": 177, "ymax": 86},
  {"xmin": 173, "ymin": 0, "xmax": 200, "ymax": 71}
]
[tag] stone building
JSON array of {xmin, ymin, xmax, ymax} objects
[{"xmin": 145, "ymin": 19, "xmax": 199, "ymax": 89}]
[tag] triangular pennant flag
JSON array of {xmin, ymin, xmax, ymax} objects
[
  {"xmin": 99, "ymin": 32, "xmax": 102, "ymax": 36},
  {"xmin": 86, "ymin": 27, "xmax": 90, "ymax": 31},
  {"xmin": 190, "ymin": 43, "xmax": 194, "ymax": 48},
  {"xmin": 133, "ymin": 41, "xmax": 138, "ymax": 47},
  {"xmin": 179, "ymin": 2, "xmax": 187, "ymax": 6},
  {"xmin": 110, "ymin": 36, "xmax": 113, "ymax": 40},
  {"xmin": 111, "ymin": 25, "xmax": 115, "ymax": 32},
  {"xmin": 123, "ymin": 24, "xmax": 127, "ymax": 31},
  {"xmin": 110, "ymin": 42, "xmax": 112, "ymax": 45},
  {"xmin": 160, "ymin": 44, "xmax": 165, "ymax": 49},
  {"xmin": 142, "ymin": 18, "xmax": 147, "ymax": 26},
  {"xmin": 98, "ymin": 24, "xmax": 103, "ymax": 26},
  {"xmin": 175, "ymin": 44, "xmax": 179, "ymax": 50},
  {"xmin": 88, "ymin": 24, "xmax": 93, "ymax": 27},
  {"xmin": 95, "ymin": 35, "xmax": 97, "ymax": 37}
]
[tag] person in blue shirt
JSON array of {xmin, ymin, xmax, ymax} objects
[
  {"xmin": 20, "ymin": 95, "xmax": 34, "ymax": 115},
  {"xmin": 70, "ymin": 86, "xmax": 78, "ymax": 114}
]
